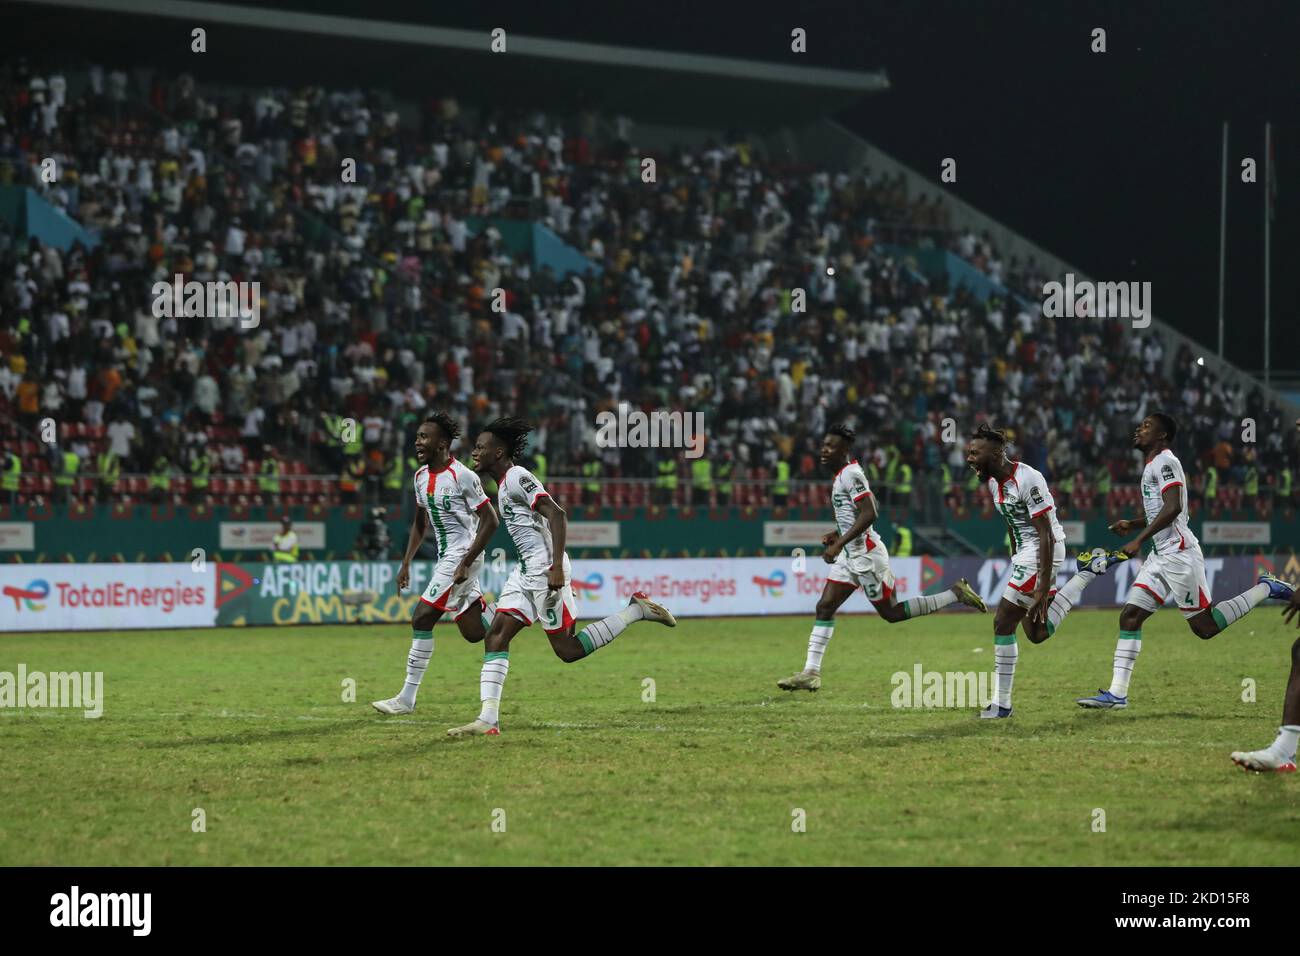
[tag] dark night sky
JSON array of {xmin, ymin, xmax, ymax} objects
[{"xmin": 336, "ymin": 0, "xmax": 1300, "ymax": 377}]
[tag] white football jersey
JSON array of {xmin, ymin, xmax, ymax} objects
[
  {"xmin": 1140, "ymin": 449, "xmax": 1198, "ymax": 554},
  {"xmin": 985, "ymin": 461, "xmax": 1064, "ymax": 561},
  {"xmin": 496, "ymin": 465, "xmax": 559, "ymax": 575},
  {"xmin": 413, "ymin": 458, "xmax": 490, "ymax": 559},
  {"xmin": 831, "ymin": 460, "xmax": 885, "ymax": 560}
]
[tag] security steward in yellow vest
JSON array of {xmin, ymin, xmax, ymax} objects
[
  {"xmin": 772, "ymin": 458, "xmax": 790, "ymax": 507},
  {"xmin": 340, "ymin": 456, "xmax": 366, "ymax": 504},
  {"xmin": 271, "ymin": 515, "xmax": 300, "ymax": 562},
  {"xmin": 259, "ymin": 452, "xmax": 282, "ymax": 502},
  {"xmin": 716, "ymin": 453, "xmax": 734, "ymax": 507},
  {"xmin": 582, "ymin": 456, "xmax": 602, "ymax": 506},
  {"xmin": 895, "ymin": 460, "xmax": 913, "ymax": 509},
  {"xmin": 1244, "ymin": 456, "xmax": 1260, "ymax": 505},
  {"xmin": 96, "ymin": 447, "xmax": 120, "ymax": 503},
  {"xmin": 895, "ymin": 525, "xmax": 913, "ymax": 557},
  {"xmin": 691, "ymin": 457, "xmax": 712, "ymax": 506},
  {"xmin": 2, "ymin": 451, "xmax": 20, "ymax": 504},
  {"xmin": 56, "ymin": 448, "xmax": 79, "ymax": 503},
  {"xmin": 189, "ymin": 450, "xmax": 210, "ymax": 503},
  {"xmin": 655, "ymin": 458, "xmax": 677, "ymax": 505},
  {"xmin": 148, "ymin": 455, "xmax": 171, "ymax": 503},
  {"xmin": 1203, "ymin": 465, "xmax": 1219, "ymax": 505}
]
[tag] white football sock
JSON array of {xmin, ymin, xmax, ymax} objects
[
  {"xmin": 1046, "ymin": 569, "xmax": 1094, "ymax": 635},
  {"xmin": 576, "ymin": 604, "xmax": 642, "ymax": 656},
  {"xmin": 1271, "ymin": 725, "xmax": 1300, "ymax": 759},
  {"xmin": 398, "ymin": 631, "xmax": 433, "ymax": 707},
  {"xmin": 1210, "ymin": 583, "xmax": 1270, "ymax": 632},
  {"xmin": 804, "ymin": 619, "xmax": 834, "ymax": 673},
  {"xmin": 1108, "ymin": 630, "xmax": 1142, "ymax": 698},
  {"xmin": 477, "ymin": 652, "xmax": 510, "ymax": 725},
  {"xmin": 900, "ymin": 590, "xmax": 957, "ymax": 618},
  {"xmin": 993, "ymin": 633, "xmax": 1018, "ymax": 708}
]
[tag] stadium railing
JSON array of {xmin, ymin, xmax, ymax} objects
[{"xmin": 4, "ymin": 472, "xmax": 1285, "ymax": 521}]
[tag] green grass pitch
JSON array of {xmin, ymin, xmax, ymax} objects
[{"xmin": 3, "ymin": 609, "xmax": 1299, "ymax": 866}]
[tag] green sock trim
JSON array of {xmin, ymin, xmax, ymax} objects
[
  {"xmin": 994, "ymin": 633, "xmax": 1018, "ymax": 645},
  {"xmin": 813, "ymin": 619, "xmax": 835, "ymax": 627},
  {"xmin": 1119, "ymin": 629, "xmax": 1142, "ymax": 641},
  {"xmin": 412, "ymin": 629, "xmax": 433, "ymax": 641},
  {"xmin": 483, "ymin": 651, "xmax": 509, "ymax": 661},
  {"xmin": 1045, "ymin": 621, "xmax": 1055, "ymax": 636},
  {"xmin": 900, "ymin": 601, "xmax": 912, "ymax": 620},
  {"xmin": 575, "ymin": 628, "xmax": 595, "ymax": 656},
  {"xmin": 1211, "ymin": 608, "xmax": 1228, "ymax": 631}
]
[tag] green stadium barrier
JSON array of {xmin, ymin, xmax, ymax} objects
[{"xmin": 2, "ymin": 503, "xmax": 1297, "ymax": 563}]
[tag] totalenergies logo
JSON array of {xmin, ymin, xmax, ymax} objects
[
  {"xmin": 3, "ymin": 579, "xmax": 50, "ymax": 611},
  {"xmin": 752, "ymin": 570, "xmax": 786, "ymax": 597},
  {"xmin": 572, "ymin": 572, "xmax": 604, "ymax": 601}
]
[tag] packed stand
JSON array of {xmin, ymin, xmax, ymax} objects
[{"xmin": 0, "ymin": 58, "xmax": 1294, "ymax": 522}]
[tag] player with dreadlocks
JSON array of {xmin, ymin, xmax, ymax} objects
[
  {"xmin": 777, "ymin": 423, "xmax": 988, "ymax": 693},
  {"xmin": 372, "ymin": 412, "xmax": 501, "ymax": 715},
  {"xmin": 447, "ymin": 417, "xmax": 678, "ymax": 737}
]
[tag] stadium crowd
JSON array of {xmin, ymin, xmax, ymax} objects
[{"xmin": 0, "ymin": 58, "xmax": 1295, "ymax": 517}]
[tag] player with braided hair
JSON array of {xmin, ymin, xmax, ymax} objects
[{"xmin": 447, "ymin": 417, "xmax": 678, "ymax": 737}]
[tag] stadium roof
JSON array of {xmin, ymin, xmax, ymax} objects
[{"xmin": 9, "ymin": 0, "xmax": 890, "ymax": 128}]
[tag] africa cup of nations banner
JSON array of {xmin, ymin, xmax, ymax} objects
[
  {"xmin": 212, "ymin": 557, "xmax": 931, "ymax": 626},
  {"xmin": 213, "ymin": 553, "xmax": 1300, "ymax": 626},
  {"xmin": 3, "ymin": 556, "xmax": 1292, "ymax": 631},
  {"xmin": 0, "ymin": 563, "xmax": 214, "ymax": 632}
]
